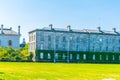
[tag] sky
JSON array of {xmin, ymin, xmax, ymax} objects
[{"xmin": 0, "ymin": 0, "xmax": 120, "ymax": 43}]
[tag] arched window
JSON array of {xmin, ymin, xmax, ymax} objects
[{"xmin": 8, "ymin": 40, "xmax": 12, "ymax": 46}]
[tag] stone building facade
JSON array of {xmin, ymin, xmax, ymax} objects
[
  {"xmin": 0, "ymin": 24, "xmax": 20, "ymax": 48},
  {"xmin": 29, "ymin": 24, "xmax": 120, "ymax": 63}
]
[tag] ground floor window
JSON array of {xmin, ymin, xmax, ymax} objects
[
  {"xmin": 100, "ymin": 55, "xmax": 102, "ymax": 60},
  {"xmin": 55, "ymin": 53, "xmax": 58, "ymax": 59},
  {"xmin": 62, "ymin": 53, "xmax": 66, "ymax": 60},
  {"xmin": 106, "ymin": 55, "xmax": 108, "ymax": 60},
  {"xmin": 70, "ymin": 54, "xmax": 72, "ymax": 60},
  {"xmin": 40, "ymin": 52, "xmax": 43, "ymax": 59},
  {"xmin": 83, "ymin": 54, "xmax": 86, "ymax": 60},
  {"xmin": 76, "ymin": 54, "xmax": 79, "ymax": 60},
  {"xmin": 48, "ymin": 53, "xmax": 51, "ymax": 59},
  {"xmin": 112, "ymin": 55, "xmax": 115, "ymax": 61},
  {"xmin": 93, "ymin": 54, "xmax": 95, "ymax": 60}
]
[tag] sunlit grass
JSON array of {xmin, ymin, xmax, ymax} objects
[{"xmin": 0, "ymin": 62, "xmax": 119, "ymax": 80}]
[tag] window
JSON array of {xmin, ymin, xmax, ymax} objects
[
  {"xmin": 48, "ymin": 43, "xmax": 51, "ymax": 49},
  {"xmin": 100, "ymin": 55, "xmax": 102, "ymax": 60},
  {"xmin": 63, "ymin": 53, "xmax": 66, "ymax": 59},
  {"xmin": 0, "ymin": 40, "xmax": 1, "ymax": 46},
  {"xmin": 56, "ymin": 44, "xmax": 58, "ymax": 49},
  {"xmin": 112, "ymin": 55, "xmax": 115, "ymax": 61},
  {"xmin": 40, "ymin": 35, "xmax": 44, "ymax": 41},
  {"xmin": 55, "ymin": 53, "xmax": 58, "ymax": 59},
  {"xmin": 76, "ymin": 54, "xmax": 80, "ymax": 60},
  {"xmin": 92, "ymin": 46, "xmax": 94, "ymax": 52},
  {"xmin": 63, "ymin": 36, "xmax": 66, "ymax": 42},
  {"xmin": 76, "ymin": 45, "xmax": 79, "ymax": 51},
  {"xmin": 40, "ymin": 53, "xmax": 43, "ymax": 59},
  {"xmin": 83, "ymin": 54, "xmax": 86, "ymax": 60},
  {"xmin": 48, "ymin": 53, "xmax": 51, "ymax": 59},
  {"xmin": 93, "ymin": 54, "xmax": 95, "ymax": 60},
  {"xmin": 76, "ymin": 37, "xmax": 80, "ymax": 43},
  {"xmin": 8, "ymin": 40, "xmax": 12, "ymax": 46},
  {"xmin": 112, "ymin": 46, "xmax": 114, "ymax": 52},
  {"xmin": 34, "ymin": 35, "xmax": 35, "ymax": 41},
  {"xmin": 106, "ymin": 39, "xmax": 108, "ymax": 44},
  {"xmin": 106, "ymin": 55, "xmax": 108, "ymax": 60},
  {"xmin": 40, "ymin": 44, "xmax": 44, "ymax": 50},
  {"xmin": 70, "ymin": 54, "xmax": 72, "ymax": 60},
  {"xmin": 100, "ymin": 46, "xmax": 102, "ymax": 51},
  {"xmin": 48, "ymin": 35, "xmax": 51, "ymax": 41},
  {"xmin": 106, "ymin": 46, "xmax": 108, "ymax": 51},
  {"xmin": 119, "ymin": 55, "xmax": 120, "ymax": 60},
  {"xmin": 63, "ymin": 44, "xmax": 66, "ymax": 50}
]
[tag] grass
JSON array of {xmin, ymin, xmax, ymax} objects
[{"xmin": 0, "ymin": 62, "xmax": 119, "ymax": 80}]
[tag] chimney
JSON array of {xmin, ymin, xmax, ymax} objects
[
  {"xmin": 67, "ymin": 25, "xmax": 71, "ymax": 31},
  {"xmin": 1, "ymin": 24, "xmax": 3, "ymax": 34},
  {"xmin": 112, "ymin": 28, "xmax": 116, "ymax": 33},
  {"xmin": 10, "ymin": 27, "xmax": 12, "ymax": 30},
  {"xmin": 49, "ymin": 24, "xmax": 53, "ymax": 30},
  {"xmin": 18, "ymin": 25, "xmax": 20, "ymax": 35},
  {"xmin": 97, "ymin": 27, "xmax": 101, "ymax": 32}
]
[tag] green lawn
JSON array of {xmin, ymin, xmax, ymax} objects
[{"xmin": 0, "ymin": 62, "xmax": 119, "ymax": 80}]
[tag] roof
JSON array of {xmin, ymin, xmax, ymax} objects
[
  {"xmin": 29, "ymin": 26, "xmax": 120, "ymax": 35},
  {"xmin": 0, "ymin": 28, "xmax": 18, "ymax": 35}
]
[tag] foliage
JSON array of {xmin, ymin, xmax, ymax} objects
[{"xmin": 0, "ymin": 44, "xmax": 32, "ymax": 62}]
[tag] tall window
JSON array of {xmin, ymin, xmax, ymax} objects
[
  {"xmin": 48, "ymin": 35, "xmax": 51, "ymax": 41},
  {"xmin": 76, "ymin": 54, "xmax": 80, "ymax": 60},
  {"xmin": 76, "ymin": 37, "xmax": 80, "ymax": 43},
  {"xmin": 63, "ymin": 36, "xmax": 66, "ymax": 42},
  {"xmin": 106, "ymin": 55, "xmax": 108, "ymax": 60},
  {"xmin": 83, "ymin": 54, "xmax": 86, "ymax": 60},
  {"xmin": 63, "ymin": 53, "xmax": 66, "ymax": 60},
  {"xmin": 40, "ymin": 35, "xmax": 44, "ymax": 41},
  {"xmin": 70, "ymin": 54, "xmax": 72, "ymax": 60},
  {"xmin": 40, "ymin": 52, "xmax": 43, "ymax": 59},
  {"xmin": 93, "ymin": 54, "xmax": 95, "ymax": 60},
  {"xmin": 0, "ymin": 40, "xmax": 1, "ymax": 46},
  {"xmin": 100, "ymin": 55, "xmax": 102, "ymax": 60},
  {"xmin": 106, "ymin": 46, "xmax": 108, "ymax": 51},
  {"xmin": 48, "ymin": 53, "xmax": 51, "ymax": 59},
  {"xmin": 40, "ymin": 44, "xmax": 44, "ymax": 50},
  {"xmin": 112, "ymin": 55, "xmax": 115, "ymax": 61},
  {"xmin": 8, "ymin": 40, "xmax": 12, "ymax": 46},
  {"xmin": 119, "ymin": 55, "xmax": 120, "ymax": 60},
  {"xmin": 55, "ymin": 53, "xmax": 58, "ymax": 59}
]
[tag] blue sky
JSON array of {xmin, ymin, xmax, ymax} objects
[{"xmin": 0, "ymin": 0, "xmax": 120, "ymax": 42}]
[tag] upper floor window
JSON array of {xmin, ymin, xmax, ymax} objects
[
  {"xmin": 40, "ymin": 35, "xmax": 44, "ymax": 41},
  {"xmin": 0, "ymin": 40, "xmax": 1, "ymax": 46},
  {"xmin": 106, "ymin": 46, "xmax": 108, "ymax": 51},
  {"xmin": 8, "ymin": 40, "xmax": 12, "ymax": 46},
  {"xmin": 63, "ymin": 36, "xmax": 66, "ymax": 42},
  {"xmin": 40, "ymin": 44, "xmax": 44, "ymax": 50},
  {"xmin": 106, "ymin": 39, "xmax": 108, "ymax": 44},
  {"xmin": 48, "ymin": 35, "xmax": 51, "ymax": 41},
  {"xmin": 76, "ymin": 37, "xmax": 80, "ymax": 43}
]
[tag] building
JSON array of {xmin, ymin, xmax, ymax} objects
[
  {"xmin": 29, "ymin": 24, "xmax": 120, "ymax": 63},
  {"xmin": 0, "ymin": 24, "xmax": 20, "ymax": 48},
  {"xmin": 20, "ymin": 38, "xmax": 26, "ymax": 48}
]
